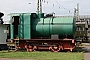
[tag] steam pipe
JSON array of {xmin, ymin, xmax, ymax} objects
[
  {"xmin": 37, "ymin": 0, "xmax": 39, "ymax": 14},
  {"xmin": 40, "ymin": 0, "xmax": 42, "ymax": 13}
]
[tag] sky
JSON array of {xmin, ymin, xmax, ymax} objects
[{"xmin": 0, "ymin": 0, "xmax": 90, "ymax": 21}]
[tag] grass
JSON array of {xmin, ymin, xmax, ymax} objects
[{"xmin": 0, "ymin": 51, "xmax": 84, "ymax": 60}]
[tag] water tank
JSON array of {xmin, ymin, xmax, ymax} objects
[{"xmin": 32, "ymin": 17, "xmax": 76, "ymax": 38}]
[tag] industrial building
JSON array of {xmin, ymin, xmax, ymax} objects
[
  {"xmin": 0, "ymin": 24, "xmax": 8, "ymax": 49},
  {"xmin": 0, "ymin": 12, "xmax": 9, "ymax": 50},
  {"xmin": 75, "ymin": 15, "xmax": 90, "ymax": 42}
]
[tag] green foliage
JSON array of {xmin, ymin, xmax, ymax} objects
[{"xmin": 0, "ymin": 51, "xmax": 84, "ymax": 60}]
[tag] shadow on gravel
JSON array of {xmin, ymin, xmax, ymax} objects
[
  {"xmin": 73, "ymin": 45, "xmax": 90, "ymax": 53},
  {"xmin": 72, "ymin": 47, "xmax": 90, "ymax": 53}
]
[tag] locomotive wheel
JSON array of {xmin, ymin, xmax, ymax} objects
[
  {"xmin": 51, "ymin": 44, "xmax": 60, "ymax": 52},
  {"xmin": 25, "ymin": 45, "xmax": 33, "ymax": 52},
  {"xmin": 28, "ymin": 45, "xmax": 33, "ymax": 52},
  {"xmin": 26, "ymin": 48, "xmax": 33, "ymax": 52},
  {"xmin": 28, "ymin": 49, "xmax": 33, "ymax": 52}
]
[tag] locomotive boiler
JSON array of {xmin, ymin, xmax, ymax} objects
[{"xmin": 31, "ymin": 15, "xmax": 75, "ymax": 39}]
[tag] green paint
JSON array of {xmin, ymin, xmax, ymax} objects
[
  {"xmin": 32, "ymin": 17, "xmax": 76, "ymax": 38},
  {"xmin": 9, "ymin": 13, "xmax": 76, "ymax": 39},
  {"xmin": 19, "ymin": 13, "xmax": 31, "ymax": 39},
  {"xmin": 10, "ymin": 17, "xmax": 14, "ymax": 39}
]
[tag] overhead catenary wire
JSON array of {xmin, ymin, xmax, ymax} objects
[
  {"xmin": 42, "ymin": 0, "xmax": 73, "ymax": 14},
  {"xmin": 54, "ymin": 0, "xmax": 73, "ymax": 14}
]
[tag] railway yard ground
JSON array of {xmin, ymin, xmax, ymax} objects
[
  {"xmin": 82, "ymin": 43, "xmax": 90, "ymax": 60},
  {"xmin": 0, "ymin": 43, "xmax": 90, "ymax": 60}
]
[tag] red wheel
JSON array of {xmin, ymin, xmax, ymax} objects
[
  {"xmin": 25, "ymin": 45, "xmax": 33, "ymax": 52},
  {"xmin": 28, "ymin": 45, "xmax": 33, "ymax": 52},
  {"xmin": 26, "ymin": 47, "xmax": 33, "ymax": 52},
  {"xmin": 28, "ymin": 49, "xmax": 33, "ymax": 52},
  {"xmin": 51, "ymin": 44, "xmax": 60, "ymax": 52}
]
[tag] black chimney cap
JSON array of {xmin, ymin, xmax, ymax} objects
[{"xmin": 0, "ymin": 12, "xmax": 4, "ymax": 18}]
